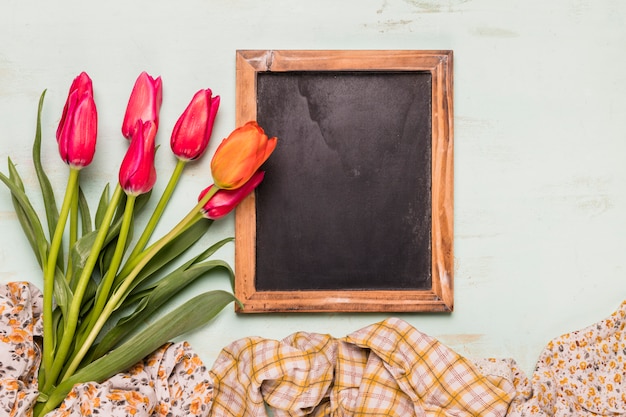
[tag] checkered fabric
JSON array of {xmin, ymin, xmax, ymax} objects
[{"xmin": 209, "ymin": 317, "xmax": 517, "ymax": 416}]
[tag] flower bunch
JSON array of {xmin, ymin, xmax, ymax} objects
[{"xmin": 0, "ymin": 71, "xmax": 277, "ymax": 416}]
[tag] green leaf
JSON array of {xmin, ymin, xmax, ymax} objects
[
  {"xmin": 0, "ymin": 168, "xmax": 49, "ymax": 266},
  {"xmin": 127, "ymin": 259, "xmax": 233, "ymax": 325},
  {"xmin": 94, "ymin": 184, "xmax": 110, "ymax": 229},
  {"xmin": 189, "ymin": 236, "xmax": 233, "ymax": 265},
  {"xmin": 7, "ymin": 159, "xmax": 43, "ymax": 267},
  {"xmin": 52, "ymin": 267, "xmax": 73, "ymax": 319},
  {"xmin": 40, "ymin": 290, "xmax": 236, "ymax": 415},
  {"xmin": 113, "ymin": 218, "xmax": 214, "ymax": 294},
  {"xmin": 190, "ymin": 237, "xmax": 235, "ymax": 290},
  {"xmin": 68, "ymin": 230, "xmax": 97, "ymax": 291},
  {"xmin": 32, "ymin": 90, "xmax": 61, "ymax": 246},
  {"xmin": 52, "ymin": 308, "xmax": 65, "ymax": 353},
  {"xmin": 97, "ymin": 191, "xmax": 151, "ymax": 278},
  {"xmin": 77, "ymin": 186, "xmax": 92, "ymax": 235},
  {"xmin": 78, "ymin": 278, "xmax": 98, "ymax": 316},
  {"xmin": 69, "ymin": 191, "xmax": 147, "ymax": 290},
  {"xmin": 133, "ymin": 236, "xmax": 234, "ymax": 297},
  {"xmin": 134, "ymin": 189, "xmax": 152, "ymax": 212},
  {"xmin": 92, "ymin": 259, "xmax": 233, "ymax": 358}
]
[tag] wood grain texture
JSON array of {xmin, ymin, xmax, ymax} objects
[{"xmin": 235, "ymin": 50, "xmax": 454, "ymax": 313}]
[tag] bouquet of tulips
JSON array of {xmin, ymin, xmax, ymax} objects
[{"xmin": 0, "ymin": 72, "xmax": 276, "ymax": 416}]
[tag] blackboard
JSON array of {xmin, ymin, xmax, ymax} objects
[{"xmin": 234, "ymin": 50, "xmax": 453, "ymax": 313}]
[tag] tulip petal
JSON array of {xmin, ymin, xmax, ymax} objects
[
  {"xmin": 68, "ymin": 93, "xmax": 98, "ymax": 167},
  {"xmin": 170, "ymin": 89, "xmax": 220, "ymax": 161},
  {"xmin": 56, "ymin": 73, "xmax": 98, "ymax": 168},
  {"xmin": 122, "ymin": 72, "xmax": 163, "ymax": 139},
  {"xmin": 57, "ymin": 72, "xmax": 93, "ymax": 141},
  {"xmin": 200, "ymin": 171, "xmax": 265, "ymax": 219},
  {"xmin": 210, "ymin": 121, "xmax": 277, "ymax": 190},
  {"xmin": 119, "ymin": 120, "xmax": 157, "ymax": 195}
]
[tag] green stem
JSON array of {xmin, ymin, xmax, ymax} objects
[
  {"xmin": 66, "ymin": 179, "xmax": 79, "ymax": 280},
  {"xmin": 111, "ymin": 159, "xmax": 186, "ymax": 289},
  {"xmin": 128, "ymin": 159, "xmax": 186, "ymax": 260},
  {"xmin": 60, "ymin": 186, "xmax": 217, "ymax": 381},
  {"xmin": 42, "ymin": 184, "xmax": 124, "ymax": 393},
  {"xmin": 76, "ymin": 195, "xmax": 136, "ymax": 354},
  {"xmin": 42, "ymin": 168, "xmax": 79, "ymax": 384}
]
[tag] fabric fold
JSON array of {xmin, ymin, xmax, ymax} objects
[
  {"xmin": 47, "ymin": 341, "xmax": 213, "ymax": 417},
  {"xmin": 209, "ymin": 318, "xmax": 518, "ymax": 416},
  {"xmin": 0, "ymin": 282, "xmax": 42, "ymax": 417},
  {"xmin": 0, "ymin": 282, "xmax": 214, "ymax": 417},
  {"xmin": 507, "ymin": 301, "xmax": 626, "ymax": 416}
]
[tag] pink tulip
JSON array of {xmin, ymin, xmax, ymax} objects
[
  {"xmin": 199, "ymin": 171, "xmax": 265, "ymax": 219},
  {"xmin": 121, "ymin": 72, "xmax": 162, "ymax": 139},
  {"xmin": 171, "ymin": 89, "xmax": 220, "ymax": 161},
  {"xmin": 56, "ymin": 72, "xmax": 98, "ymax": 168},
  {"xmin": 119, "ymin": 120, "xmax": 157, "ymax": 195}
]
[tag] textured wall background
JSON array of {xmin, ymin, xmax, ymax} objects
[{"xmin": 1, "ymin": 0, "xmax": 625, "ymax": 377}]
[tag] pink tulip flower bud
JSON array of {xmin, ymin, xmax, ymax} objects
[
  {"xmin": 121, "ymin": 72, "xmax": 162, "ymax": 139},
  {"xmin": 199, "ymin": 171, "xmax": 265, "ymax": 219},
  {"xmin": 170, "ymin": 89, "xmax": 220, "ymax": 161},
  {"xmin": 119, "ymin": 120, "xmax": 157, "ymax": 195},
  {"xmin": 56, "ymin": 72, "xmax": 98, "ymax": 168}
]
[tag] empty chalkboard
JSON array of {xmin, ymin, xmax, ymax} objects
[
  {"xmin": 255, "ymin": 71, "xmax": 432, "ymax": 291},
  {"xmin": 235, "ymin": 50, "xmax": 454, "ymax": 313}
]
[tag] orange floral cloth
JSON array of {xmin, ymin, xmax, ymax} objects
[
  {"xmin": 0, "ymin": 282, "xmax": 42, "ymax": 416},
  {"xmin": 48, "ymin": 342, "xmax": 213, "ymax": 417},
  {"xmin": 0, "ymin": 282, "xmax": 213, "ymax": 417},
  {"xmin": 507, "ymin": 300, "xmax": 626, "ymax": 416}
]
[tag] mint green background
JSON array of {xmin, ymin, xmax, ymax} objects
[{"xmin": 1, "ymin": 0, "xmax": 625, "ymax": 377}]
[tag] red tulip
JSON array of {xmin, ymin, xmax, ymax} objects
[
  {"xmin": 56, "ymin": 72, "xmax": 98, "ymax": 168},
  {"xmin": 199, "ymin": 171, "xmax": 265, "ymax": 219},
  {"xmin": 210, "ymin": 121, "xmax": 277, "ymax": 190},
  {"xmin": 121, "ymin": 72, "xmax": 162, "ymax": 139},
  {"xmin": 171, "ymin": 89, "xmax": 220, "ymax": 161},
  {"xmin": 119, "ymin": 120, "xmax": 157, "ymax": 195}
]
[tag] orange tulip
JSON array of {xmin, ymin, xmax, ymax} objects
[{"xmin": 210, "ymin": 121, "xmax": 277, "ymax": 190}]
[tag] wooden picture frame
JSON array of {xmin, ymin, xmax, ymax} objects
[{"xmin": 235, "ymin": 50, "xmax": 453, "ymax": 313}]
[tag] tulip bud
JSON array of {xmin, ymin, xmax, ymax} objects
[
  {"xmin": 199, "ymin": 171, "xmax": 265, "ymax": 219},
  {"xmin": 56, "ymin": 72, "xmax": 98, "ymax": 168},
  {"xmin": 121, "ymin": 72, "xmax": 162, "ymax": 139},
  {"xmin": 171, "ymin": 89, "xmax": 220, "ymax": 161},
  {"xmin": 210, "ymin": 121, "xmax": 277, "ymax": 190},
  {"xmin": 119, "ymin": 120, "xmax": 157, "ymax": 195}
]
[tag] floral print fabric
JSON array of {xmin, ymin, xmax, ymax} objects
[
  {"xmin": 507, "ymin": 300, "xmax": 626, "ymax": 416},
  {"xmin": 0, "ymin": 281, "xmax": 213, "ymax": 417},
  {"xmin": 0, "ymin": 282, "xmax": 42, "ymax": 416},
  {"xmin": 48, "ymin": 342, "xmax": 213, "ymax": 417}
]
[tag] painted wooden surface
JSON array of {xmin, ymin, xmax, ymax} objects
[{"xmin": 1, "ymin": 0, "xmax": 625, "ymax": 377}]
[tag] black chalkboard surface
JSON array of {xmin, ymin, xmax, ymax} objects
[
  {"xmin": 255, "ymin": 71, "xmax": 432, "ymax": 291},
  {"xmin": 234, "ymin": 50, "xmax": 453, "ymax": 313}
]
